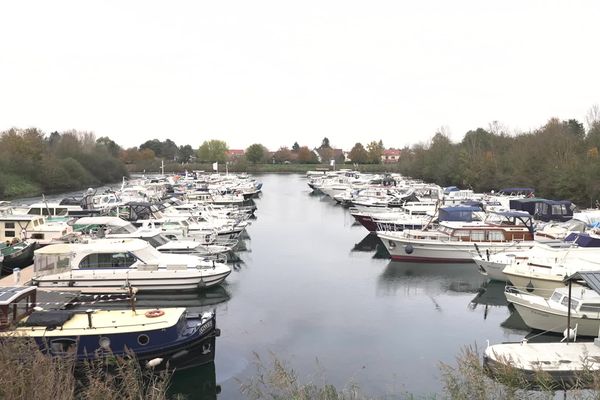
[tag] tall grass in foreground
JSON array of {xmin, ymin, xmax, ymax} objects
[
  {"xmin": 240, "ymin": 347, "xmax": 600, "ymax": 400},
  {"xmin": 0, "ymin": 338, "xmax": 171, "ymax": 400}
]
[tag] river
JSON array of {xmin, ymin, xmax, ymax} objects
[{"xmin": 16, "ymin": 174, "xmax": 528, "ymax": 398}]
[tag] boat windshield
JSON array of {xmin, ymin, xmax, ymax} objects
[
  {"xmin": 34, "ymin": 253, "xmax": 71, "ymax": 276},
  {"xmin": 146, "ymin": 234, "xmax": 170, "ymax": 247}
]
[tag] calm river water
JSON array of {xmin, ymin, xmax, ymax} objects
[{"xmin": 19, "ymin": 174, "xmax": 530, "ymax": 398}]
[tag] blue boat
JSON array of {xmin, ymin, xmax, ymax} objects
[{"xmin": 0, "ymin": 287, "xmax": 219, "ymax": 370}]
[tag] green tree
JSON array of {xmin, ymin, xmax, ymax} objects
[
  {"xmin": 197, "ymin": 140, "xmax": 228, "ymax": 163},
  {"xmin": 246, "ymin": 144, "xmax": 267, "ymax": 164},
  {"xmin": 320, "ymin": 137, "xmax": 331, "ymax": 149},
  {"xmin": 348, "ymin": 143, "xmax": 368, "ymax": 164},
  {"xmin": 366, "ymin": 140, "xmax": 384, "ymax": 164},
  {"xmin": 177, "ymin": 145, "xmax": 194, "ymax": 163},
  {"xmin": 96, "ymin": 136, "xmax": 121, "ymax": 157},
  {"xmin": 292, "ymin": 142, "xmax": 300, "ymax": 152}
]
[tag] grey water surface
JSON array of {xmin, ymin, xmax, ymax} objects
[{"xmin": 174, "ymin": 174, "xmax": 527, "ymax": 399}]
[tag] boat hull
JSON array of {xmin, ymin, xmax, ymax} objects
[
  {"xmin": 32, "ymin": 270, "xmax": 231, "ymax": 293},
  {"xmin": 484, "ymin": 342, "xmax": 600, "ymax": 389}
]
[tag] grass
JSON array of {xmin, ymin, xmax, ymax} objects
[
  {"xmin": 0, "ymin": 338, "xmax": 172, "ymax": 400},
  {"xmin": 238, "ymin": 346, "xmax": 600, "ymax": 400}
]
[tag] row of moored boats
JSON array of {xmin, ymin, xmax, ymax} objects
[
  {"xmin": 0, "ymin": 171, "xmax": 262, "ymax": 371},
  {"xmin": 308, "ymin": 168, "xmax": 600, "ymax": 388}
]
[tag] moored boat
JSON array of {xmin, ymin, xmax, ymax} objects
[{"xmin": 0, "ymin": 286, "xmax": 219, "ymax": 369}]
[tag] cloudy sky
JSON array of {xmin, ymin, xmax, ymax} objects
[{"xmin": 1, "ymin": 1, "xmax": 599, "ymax": 151}]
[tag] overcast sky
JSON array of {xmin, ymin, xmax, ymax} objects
[{"xmin": 1, "ymin": 1, "xmax": 599, "ymax": 151}]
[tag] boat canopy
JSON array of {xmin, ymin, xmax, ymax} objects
[
  {"xmin": 443, "ymin": 186, "xmax": 460, "ymax": 194},
  {"xmin": 510, "ymin": 198, "xmax": 573, "ymax": 222},
  {"xmin": 438, "ymin": 206, "xmax": 481, "ymax": 222},
  {"xmin": 564, "ymin": 233, "xmax": 600, "ymax": 248}
]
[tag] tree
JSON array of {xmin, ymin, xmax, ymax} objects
[
  {"xmin": 273, "ymin": 147, "xmax": 293, "ymax": 163},
  {"xmin": 197, "ymin": 140, "xmax": 228, "ymax": 163},
  {"xmin": 177, "ymin": 145, "xmax": 194, "ymax": 163},
  {"xmin": 292, "ymin": 142, "xmax": 300, "ymax": 152},
  {"xmin": 297, "ymin": 146, "xmax": 318, "ymax": 164},
  {"xmin": 366, "ymin": 140, "xmax": 384, "ymax": 164},
  {"xmin": 246, "ymin": 144, "xmax": 267, "ymax": 164},
  {"xmin": 96, "ymin": 136, "xmax": 121, "ymax": 157},
  {"xmin": 320, "ymin": 137, "xmax": 331, "ymax": 149},
  {"xmin": 140, "ymin": 139, "xmax": 163, "ymax": 157},
  {"xmin": 348, "ymin": 142, "xmax": 368, "ymax": 164}
]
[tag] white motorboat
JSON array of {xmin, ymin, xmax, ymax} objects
[
  {"xmin": 378, "ymin": 211, "xmax": 534, "ymax": 263},
  {"xmin": 484, "ymin": 271, "xmax": 600, "ymax": 389},
  {"xmin": 31, "ymin": 239, "xmax": 231, "ymax": 292},
  {"xmin": 505, "ymin": 285, "xmax": 600, "ymax": 336}
]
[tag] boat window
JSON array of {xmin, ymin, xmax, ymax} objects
[
  {"xmin": 580, "ymin": 304, "xmax": 600, "ymax": 313},
  {"xmin": 55, "ymin": 208, "xmax": 68, "ymax": 216},
  {"xmin": 5, "ymin": 222, "xmax": 15, "ymax": 229},
  {"xmin": 454, "ymin": 230, "xmax": 470, "ymax": 238},
  {"xmin": 5, "ymin": 231, "xmax": 15, "ymax": 238},
  {"xmin": 31, "ymin": 233, "xmax": 44, "ymax": 239},
  {"xmin": 78, "ymin": 253, "xmax": 137, "ymax": 269},
  {"xmin": 487, "ymin": 231, "xmax": 504, "ymax": 241},
  {"xmin": 147, "ymin": 235, "xmax": 169, "ymax": 247},
  {"xmin": 550, "ymin": 292, "xmax": 563, "ymax": 303},
  {"xmin": 28, "ymin": 208, "xmax": 41, "ymax": 215},
  {"xmin": 50, "ymin": 339, "xmax": 77, "ymax": 354},
  {"xmin": 551, "ymin": 204, "xmax": 568, "ymax": 216},
  {"xmin": 560, "ymin": 296, "xmax": 579, "ymax": 310},
  {"xmin": 470, "ymin": 231, "xmax": 485, "ymax": 241},
  {"xmin": 137, "ymin": 334, "xmax": 150, "ymax": 345}
]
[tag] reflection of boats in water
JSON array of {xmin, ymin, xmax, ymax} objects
[
  {"xmin": 352, "ymin": 234, "xmax": 391, "ymax": 259},
  {"xmin": 136, "ymin": 285, "xmax": 231, "ymax": 309},
  {"xmin": 169, "ymin": 361, "xmax": 220, "ymax": 400},
  {"xmin": 469, "ymin": 280, "xmax": 510, "ymax": 319},
  {"xmin": 378, "ymin": 261, "xmax": 486, "ymax": 295},
  {"xmin": 71, "ymin": 286, "xmax": 231, "ymax": 313}
]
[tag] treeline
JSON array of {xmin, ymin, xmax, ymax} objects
[
  {"xmin": 0, "ymin": 128, "xmax": 128, "ymax": 198},
  {"xmin": 397, "ymin": 109, "xmax": 600, "ymax": 206}
]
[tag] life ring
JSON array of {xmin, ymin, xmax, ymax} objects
[{"xmin": 145, "ymin": 309, "xmax": 165, "ymax": 318}]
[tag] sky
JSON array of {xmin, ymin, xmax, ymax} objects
[{"xmin": 1, "ymin": 0, "xmax": 599, "ymax": 151}]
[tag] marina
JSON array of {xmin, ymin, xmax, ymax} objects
[{"xmin": 2, "ymin": 171, "xmax": 600, "ymax": 397}]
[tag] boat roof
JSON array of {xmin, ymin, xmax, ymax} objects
[
  {"xmin": 0, "ymin": 215, "xmax": 43, "ymax": 222},
  {"xmin": 0, "ymin": 286, "xmax": 36, "ymax": 305},
  {"xmin": 490, "ymin": 210, "xmax": 532, "ymax": 218},
  {"xmin": 35, "ymin": 238, "xmax": 150, "ymax": 255},
  {"xmin": 74, "ymin": 216, "xmax": 130, "ymax": 227},
  {"xmin": 565, "ymin": 271, "xmax": 600, "ymax": 295}
]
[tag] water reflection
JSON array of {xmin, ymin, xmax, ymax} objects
[
  {"xmin": 469, "ymin": 280, "xmax": 510, "ymax": 320},
  {"xmin": 136, "ymin": 285, "xmax": 232, "ymax": 310},
  {"xmin": 351, "ymin": 234, "xmax": 390, "ymax": 259},
  {"xmin": 378, "ymin": 261, "xmax": 486, "ymax": 295},
  {"xmin": 170, "ymin": 362, "xmax": 221, "ymax": 400}
]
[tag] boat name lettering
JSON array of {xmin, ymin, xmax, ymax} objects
[{"xmin": 199, "ymin": 320, "xmax": 213, "ymax": 334}]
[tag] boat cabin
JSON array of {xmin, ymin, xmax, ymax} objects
[
  {"xmin": 510, "ymin": 198, "xmax": 574, "ymax": 222},
  {"xmin": 0, "ymin": 287, "xmax": 37, "ymax": 330}
]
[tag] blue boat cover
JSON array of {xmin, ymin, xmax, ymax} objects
[
  {"xmin": 438, "ymin": 206, "xmax": 480, "ymax": 222},
  {"xmin": 564, "ymin": 233, "xmax": 600, "ymax": 247}
]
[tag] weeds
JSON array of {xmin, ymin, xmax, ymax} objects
[{"xmin": 0, "ymin": 338, "xmax": 171, "ymax": 400}]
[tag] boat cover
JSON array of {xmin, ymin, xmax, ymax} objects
[{"xmin": 23, "ymin": 310, "xmax": 75, "ymax": 328}]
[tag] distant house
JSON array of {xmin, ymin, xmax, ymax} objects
[
  {"xmin": 381, "ymin": 148, "xmax": 401, "ymax": 163},
  {"xmin": 227, "ymin": 149, "xmax": 245, "ymax": 160}
]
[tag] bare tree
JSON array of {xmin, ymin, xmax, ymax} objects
[{"xmin": 586, "ymin": 104, "xmax": 600, "ymax": 131}]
